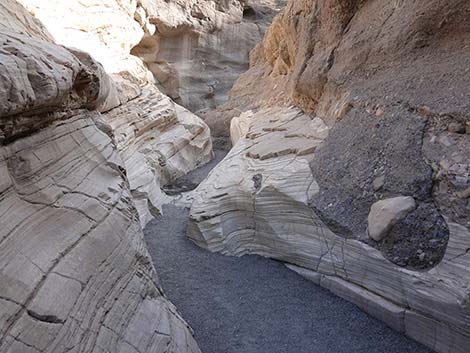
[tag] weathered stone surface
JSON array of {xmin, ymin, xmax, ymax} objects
[
  {"xmin": 131, "ymin": 0, "xmax": 285, "ymax": 112},
  {"xmin": 104, "ymin": 84, "xmax": 213, "ymax": 225},
  {"xmin": 16, "ymin": 0, "xmax": 214, "ymax": 225},
  {"xmin": 0, "ymin": 3, "xmax": 201, "ymax": 351},
  {"xmin": 0, "ymin": 114, "xmax": 200, "ymax": 353},
  {"xmin": 368, "ymin": 197, "xmax": 416, "ymax": 241},
  {"xmin": 18, "ymin": 0, "xmax": 151, "ymax": 80},
  {"xmin": 188, "ymin": 106, "xmax": 470, "ymax": 353},
  {"xmin": 188, "ymin": 3, "xmax": 470, "ymax": 351},
  {"xmin": 0, "ymin": 0, "xmax": 52, "ymax": 42},
  {"xmin": 19, "ymin": 0, "xmax": 283, "ymax": 113}
]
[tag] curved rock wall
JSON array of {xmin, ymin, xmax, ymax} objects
[
  {"xmin": 0, "ymin": 1, "xmax": 203, "ymax": 352},
  {"xmin": 130, "ymin": 0, "xmax": 284, "ymax": 112},
  {"xmin": 16, "ymin": 0, "xmax": 214, "ymax": 226},
  {"xmin": 19, "ymin": 0, "xmax": 284, "ymax": 113},
  {"xmin": 0, "ymin": 27, "xmax": 200, "ymax": 353},
  {"xmin": 189, "ymin": 107, "xmax": 470, "ymax": 353}
]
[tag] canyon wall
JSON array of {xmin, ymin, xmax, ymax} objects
[
  {"xmin": 17, "ymin": 0, "xmax": 215, "ymax": 225},
  {"xmin": 21, "ymin": 0, "xmax": 283, "ymax": 114},
  {"xmin": 189, "ymin": 0, "xmax": 470, "ymax": 352},
  {"xmin": 130, "ymin": 0, "xmax": 284, "ymax": 113},
  {"xmin": 0, "ymin": 1, "xmax": 206, "ymax": 352}
]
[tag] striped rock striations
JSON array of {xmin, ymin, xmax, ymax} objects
[
  {"xmin": 0, "ymin": 1, "xmax": 202, "ymax": 352},
  {"xmin": 16, "ymin": 0, "xmax": 214, "ymax": 225}
]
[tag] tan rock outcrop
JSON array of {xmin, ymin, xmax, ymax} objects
[
  {"xmin": 131, "ymin": 0, "xmax": 285, "ymax": 112},
  {"xmin": 0, "ymin": 22, "xmax": 200, "ymax": 353},
  {"xmin": 188, "ymin": 106, "xmax": 470, "ymax": 353}
]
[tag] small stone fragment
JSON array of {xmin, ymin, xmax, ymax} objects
[
  {"xmin": 373, "ymin": 175, "xmax": 385, "ymax": 191},
  {"xmin": 418, "ymin": 106, "xmax": 432, "ymax": 118},
  {"xmin": 456, "ymin": 187, "xmax": 470, "ymax": 199},
  {"xmin": 375, "ymin": 107, "xmax": 384, "ymax": 116}
]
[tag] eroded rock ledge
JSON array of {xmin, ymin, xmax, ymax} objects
[{"xmin": 12, "ymin": 0, "xmax": 215, "ymax": 226}]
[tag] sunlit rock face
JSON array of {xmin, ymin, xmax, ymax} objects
[
  {"xmin": 18, "ymin": 0, "xmax": 214, "ymax": 225},
  {"xmin": 189, "ymin": 0, "xmax": 470, "ymax": 352},
  {"xmin": 19, "ymin": 0, "xmax": 285, "ymax": 113},
  {"xmin": 0, "ymin": 6, "xmax": 201, "ymax": 352}
]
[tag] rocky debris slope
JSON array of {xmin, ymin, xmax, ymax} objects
[
  {"xmin": 0, "ymin": 21, "xmax": 200, "ymax": 353},
  {"xmin": 188, "ymin": 106, "xmax": 470, "ymax": 353},
  {"xmin": 17, "ymin": 0, "xmax": 214, "ymax": 226}
]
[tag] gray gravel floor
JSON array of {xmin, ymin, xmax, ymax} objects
[{"xmin": 143, "ymin": 151, "xmax": 433, "ymax": 353}]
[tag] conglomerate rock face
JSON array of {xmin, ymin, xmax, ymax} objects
[
  {"xmin": 188, "ymin": 0, "xmax": 470, "ymax": 352},
  {"xmin": 0, "ymin": 1, "xmax": 202, "ymax": 352}
]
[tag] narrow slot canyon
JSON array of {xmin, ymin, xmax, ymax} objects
[{"xmin": 1, "ymin": 1, "xmax": 469, "ymax": 353}]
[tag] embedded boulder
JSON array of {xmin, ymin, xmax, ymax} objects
[{"xmin": 367, "ymin": 196, "xmax": 416, "ymax": 241}]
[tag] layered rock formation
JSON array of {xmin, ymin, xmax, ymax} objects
[
  {"xmin": 188, "ymin": 0, "xmax": 470, "ymax": 352},
  {"xmin": 17, "ymin": 0, "xmax": 214, "ymax": 225},
  {"xmin": 189, "ymin": 106, "xmax": 470, "ymax": 353},
  {"xmin": 0, "ymin": 1, "xmax": 202, "ymax": 352},
  {"xmin": 20, "ymin": 0, "xmax": 282, "ymax": 114},
  {"xmin": 130, "ymin": 0, "xmax": 285, "ymax": 112}
]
